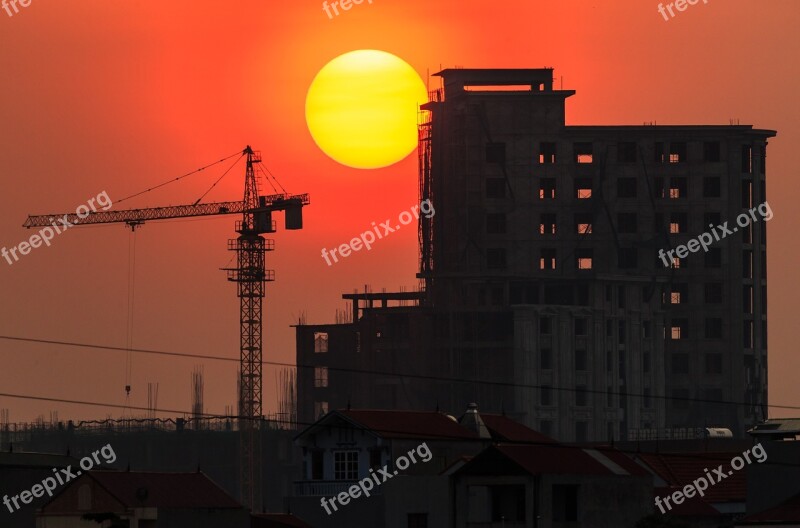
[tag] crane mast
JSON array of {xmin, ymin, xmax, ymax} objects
[{"xmin": 23, "ymin": 145, "xmax": 309, "ymax": 512}]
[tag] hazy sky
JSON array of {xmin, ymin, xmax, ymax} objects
[{"xmin": 1, "ymin": 0, "xmax": 798, "ymax": 423}]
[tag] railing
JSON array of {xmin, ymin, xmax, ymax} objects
[{"xmin": 294, "ymin": 480, "xmax": 382, "ymax": 497}]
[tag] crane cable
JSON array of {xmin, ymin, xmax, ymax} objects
[
  {"xmin": 114, "ymin": 149, "xmax": 243, "ymax": 206},
  {"xmin": 123, "ymin": 228, "xmax": 137, "ymax": 416}
]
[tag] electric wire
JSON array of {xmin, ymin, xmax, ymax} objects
[{"xmin": 0, "ymin": 335, "xmax": 788, "ymax": 412}]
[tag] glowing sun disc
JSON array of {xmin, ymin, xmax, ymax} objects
[{"xmin": 305, "ymin": 50, "xmax": 428, "ymax": 169}]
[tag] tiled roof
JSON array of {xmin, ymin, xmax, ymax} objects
[
  {"xmin": 462, "ymin": 444, "xmax": 650, "ymax": 477},
  {"xmin": 653, "ymin": 486, "xmax": 719, "ymax": 517},
  {"xmin": 88, "ymin": 471, "xmax": 241, "ymax": 509},
  {"xmin": 743, "ymin": 493, "xmax": 800, "ymax": 523},
  {"xmin": 636, "ymin": 452, "xmax": 746, "ymax": 503},
  {"xmin": 337, "ymin": 410, "xmax": 479, "ymax": 440},
  {"xmin": 481, "ymin": 414, "xmax": 556, "ymax": 444}
]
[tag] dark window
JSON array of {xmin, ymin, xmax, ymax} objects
[
  {"xmin": 617, "ymin": 177, "xmax": 637, "ymax": 198},
  {"xmin": 575, "ymin": 422, "xmax": 588, "ymax": 443},
  {"xmin": 618, "ymin": 142, "xmax": 637, "ymax": 163},
  {"xmin": 742, "ymin": 145, "xmax": 752, "ymax": 173},
  {"xmin": 673, "ymin": 389, "xmax": 690, "ymax": 410},
  {"xmin": 486, "ymin": 142, "xmax": 506, "ymax": 163},
  {"xmin": 617, "ymin": 213, "xmax": 638, "ymax": 234},
  {"xmin": 653, "ymin": 177, "xmax": 665, "ymax": 198},
  {"xmin": 540, "ymin": 142, "xmax": 557, "ymax": 164},
  {"xmin": 742, "ymin": 180, "xmax": 753, "ymax": 209},
  {"xmin": 575, "ymin": 349, "xmax": 587, "ymax": 371},
  {"xmin": 311, "ymin": 450, "xmax": 324, "ymax": 480},
  {"xmin": 704, "ymin": 212, "xmax": 721, "ymax": 229},
  {"xmin": 539, "ymin": 420, "xmax": 552, "ymax": 436},
  {"xmin": 486, "ymin": 213, "xmax": 506, "ymax": 234},
  {"xmin": 540, "ymin": 348, "xmax": 552, "ymax": 369},
  {"xmin": 333, "ymin": 450, "xmax": 358, "ymax": 480},
  {"xmin": 643, "ymin": 352, "xmax": 651, "ymax": 372},
  {"xmin": 486, "ymin": 178, "xmax": 506, "ymax": 198},
  {"xmin": 407, "ymin": 513, "xmax": 428, "ymax": 528},
  {"xmin": 618, "ymin": 248, "xmax": 637, "ymax": 269},
  {"xmin": 370, "ymin": 449, "xmax": 382, "ymax": 470},
  {"xmin": 575, "ymin": 386, "xmax": 588, "ymax": 406},
  {"xmin": 705, "ymin": 248, "xmax": 722, "ymax": 268},
  {"xmin": 540, "ymin": 317, "xmax": 552, "ymax": 335},
  {"xmin": 575, "ymin": 318, "xmax": 588, "ymax": 336},
  {"xmin": 704, "ymin": 141, "xmax": 721, "ymax": 162},
  {"xmin": 705, "ymin": 353, "xmax": 723, "ymax": 374},
  {"xmin": 540, "ymin": 385, "xmax": 552, "ymax": 406},
  {"xmin": 703, "ymin": 177, "xmax": 721, "ymax": 198},
  {"xmin": 539, "ymin": 178, "xmax": 556, "ymax": 199},
  {"xmin": 553, "ymin": 485, "xmax": 579, "ymax": 522},
  {"xmin": 672, "ymin": 353, "xmax": 689, "ymax": 374},
  {"xmin": 487, "ymin": 248, "xmax": 506, "ymax": 269},
  {"xmin": 705, "ymin": 282, "xmax": 723, "ymax": 304},
  {"xmin": 654, "ymin": 142, "xmax": 665, "ymax": 163},
  {"xmin": 706, "ymin": 318, "xmax": 723, "ymax": 339}
]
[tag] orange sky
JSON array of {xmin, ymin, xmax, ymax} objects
[{"xmin": 0, "ymin": 0, "xmax": 798, "ymax": 423}]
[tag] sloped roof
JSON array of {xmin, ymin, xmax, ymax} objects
[
  {"xmin": 459, "ymin": 444, "xmax": 649, "ymax": 477},
  {"xmin": 653, "ymin": 486, "xmax": 719, "ymax": 517},
  {"xmin": 742, "ymin": 493, "xmax": 800, "ymax": 523},
  {"xmin": 87, "ymin": 471, "xmax": 241, "ymax": 509},
  {"xmin": 749, "ymin": 418, "xmax": 800, "ymax": 438},
  {"xmin": 318, "ymin": 410, "xmax": 481, "ymax": 441},
  {"xmin": 481, "ymin": 414, "xmax": 556, "ymax": 444},
  {"xmin": 636, "ymin": 452, "xmax": 746, "ymax": 503}
]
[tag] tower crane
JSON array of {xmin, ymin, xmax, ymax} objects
[{"xmin": 23, "ymin": 145, "xmax": 309, "ymax": 511}]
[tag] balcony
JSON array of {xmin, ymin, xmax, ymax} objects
[{"xmin": 293, "ymin": 480, "xmax": 382, "ymax": 497}]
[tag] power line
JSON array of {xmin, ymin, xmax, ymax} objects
[
  {"xmin": 0, "ymin": 389, "xmax": 795, "ymax": 470},
  {"xmin": 0, "ymin": 334, "xmax": 788, "ymax": 412}
]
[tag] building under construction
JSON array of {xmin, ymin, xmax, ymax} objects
[{"xmin": 296, "ymin": 68, "xmax": 775, "ymax": 442}]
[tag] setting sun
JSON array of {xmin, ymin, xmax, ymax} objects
[{"xmin": 305, "ymin": 50, "xmax": 428, "ymax": 170}]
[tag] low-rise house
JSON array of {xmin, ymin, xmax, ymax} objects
[
  {"xmin": 451, "ymin": 443, "xmax": 653, "ymax": 528},
  {"xmin": 36, "ymin": 470, "xmax": 249, "ymax": 528},
  {"xmin": 0, "ymin": 450, "xmax": 77, "ymax": 528}
]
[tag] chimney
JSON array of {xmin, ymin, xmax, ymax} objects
[{"xmin": 459, "ymin": 403, "xmax": 491, "ymax": 439}]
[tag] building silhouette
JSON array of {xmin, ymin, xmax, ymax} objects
[{"xmin": 297, "ymin": 68, "xmax": 775, "ymax": 441}]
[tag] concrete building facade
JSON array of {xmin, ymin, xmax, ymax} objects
[{"xmin": 297, "ymin": 68, "xmax": 775, "ymax": 441}]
